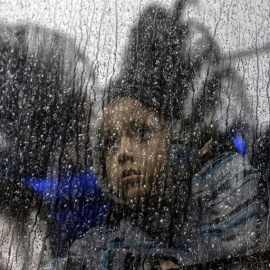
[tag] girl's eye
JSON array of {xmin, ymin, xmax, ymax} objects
[
  {"xmin": 136, "ymin": 126, "xmax": 153, "ymax": 140},
  {"xmin": 104, "ymin": 135, "xmax": 118, "ymax": 151}
]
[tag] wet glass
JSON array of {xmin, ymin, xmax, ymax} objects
[{"xmin": 0, "ymin": 0, "xmax": 269, "ymax": 269}]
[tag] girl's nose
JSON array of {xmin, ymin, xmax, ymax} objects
[{"xmin": 117, "ymin": 136, "xmax": 134, "ymax": 164}]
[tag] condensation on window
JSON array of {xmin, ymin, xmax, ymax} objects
[{"xmin": 0, "ymin": 0, "xmax": 269, "ymax": 269}]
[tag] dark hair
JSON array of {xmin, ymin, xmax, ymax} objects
[
  {"xmin": 105, "ymin": 1, "xmax": 252, "ymax": 157},
  {"xmin": 0, "ymin": 176, "xmax": 45, "ymax": 218},
  {"xmin": 0, "ymin": 24, "xmax": 93, "ymax": 180}
]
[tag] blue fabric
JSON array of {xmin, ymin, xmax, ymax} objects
[
  {"xmin": 24, "ymin": 132, "xmax": 246, "ymax": 245},
  {"xmin": 229, "ymin": 129, "xmax": 247, "ymax": 157},
  {"xmin": 25, "ymin": 170, "xmax": 109, "ymax": 242},
  {"xmin": 24, "ymin": 144, "xmax": 194, "ymax": 242}
]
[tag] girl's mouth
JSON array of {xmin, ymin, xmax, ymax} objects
[{"xmin": 121, "ymin": 169, "xmax": 141, "ymax": 184}]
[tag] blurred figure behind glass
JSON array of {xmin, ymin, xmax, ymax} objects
[
  {"xmin": 0, "ymin": 23, "xmax": 94, "ymax": 266},
  {"xmin": 65, "ymin": 1, "xmax": 265, "ymax": 270}
]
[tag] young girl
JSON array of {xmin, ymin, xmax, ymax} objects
[
  {"xmin": 65, "ymin": 95, "xmax": 261, "ymax": 270},
  {"xmin": 64, "ymin": 2, "xmax": 265, "ymax": 270}
]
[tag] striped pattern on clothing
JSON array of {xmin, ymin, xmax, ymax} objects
[{"xmin": 191, "ymin": 152, "xmax": 262, "ymax": 261}]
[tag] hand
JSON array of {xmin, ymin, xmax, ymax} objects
[
  {"xmin": 200, "ymin": 138, "xmax": 212, "ymax": 156},
  {"xmin": 160, "ymin": 260, "xmax": 179, "ymax": 270}
]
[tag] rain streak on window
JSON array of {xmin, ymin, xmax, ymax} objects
[{"xmin": 0, "ymin": 0, "xmax": 269, "ymax": 269}]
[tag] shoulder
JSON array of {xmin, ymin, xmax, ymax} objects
[
  {"xmin": 192, "ymin": 151, "xmax": 259, "ymax": 198},
  {"xmin": 70, "ymin": 225, "xmax": 110, "ymax": 254}
]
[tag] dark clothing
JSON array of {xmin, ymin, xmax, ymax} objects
[{"xmin": 42, "ymin": 152, "xmax": 266, "ymax": 269}]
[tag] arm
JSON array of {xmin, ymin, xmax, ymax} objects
[{"xmin": 192, "ymin": 151, "xmax": 262, "ymax": 262}]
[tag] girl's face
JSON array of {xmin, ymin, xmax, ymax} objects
[{"xmin": 101, "ymin": 97, "xmax": 171, "ymax": 200}]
